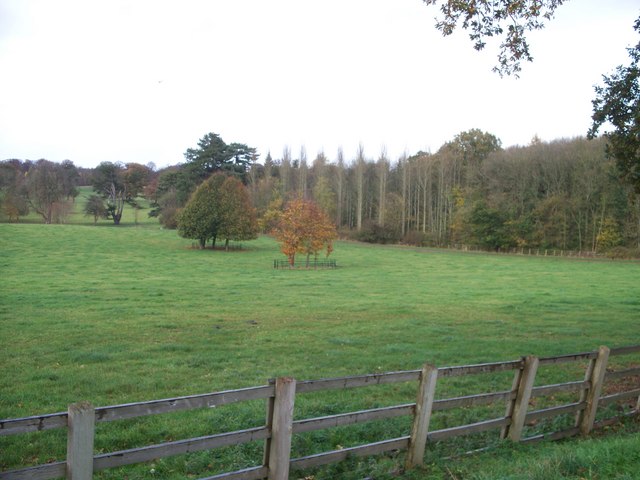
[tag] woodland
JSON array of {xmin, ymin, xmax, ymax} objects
[{"xmin": 1, "ymin": 131, "xmax": 639, "ymax": 257}]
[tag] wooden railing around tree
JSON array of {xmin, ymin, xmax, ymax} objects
[
  {"xmin": 1, "ymin": 345, "xmax": 639, "ymax": 480},
  {"xmin": 273, "ymin": 258, "xmax": 337, "ymax": 269}
]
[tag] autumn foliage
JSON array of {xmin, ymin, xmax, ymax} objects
[{"xmin": 273, "ymin": 199, "xmax": 337, "ymax": 266}]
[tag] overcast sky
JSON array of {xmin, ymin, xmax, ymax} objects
[{"xmin": 0, "ymin": 1, "xmax": 638, "ymax": 168}]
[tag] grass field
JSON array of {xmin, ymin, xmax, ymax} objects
[{"xmin": 1, "ymin": 197, "xmax": 639, "ymax": 479}]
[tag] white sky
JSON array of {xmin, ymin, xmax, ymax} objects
[{"xmin": 0, "ymin": 1, "xmax": 638, "ymax": 168}]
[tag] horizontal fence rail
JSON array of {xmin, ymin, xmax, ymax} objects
[
  {"xmin": 273, "ymin": 259, "xmax": 337, "ymax": 269},
  {"xmin": 1, "ymin": 345, "xmax": 638, "ymax": 480},
  {"xmin": 447, "ymin": 244, "xmax": 608, "ymax": 259},
  {"xmin": 0, "ymin": 385, "xmax": 275, "ymax": 436}
]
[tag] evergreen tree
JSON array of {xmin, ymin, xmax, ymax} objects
[{"xmin": 177, "ymin": 174, "xmax": 226, "ymax": 248}]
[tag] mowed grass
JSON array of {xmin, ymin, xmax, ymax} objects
[{"xmin": 1, "ymin": 219, "xmax": 639, "ymax": 478}]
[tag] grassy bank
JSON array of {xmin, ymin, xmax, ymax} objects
[{"xmin": 1, "ymin": 220, "xmax": 638, "ymax": 478}]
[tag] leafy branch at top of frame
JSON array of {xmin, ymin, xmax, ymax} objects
[{"xmin": 423, "ymin": 0, "xmax": 567, "ymax": 77}]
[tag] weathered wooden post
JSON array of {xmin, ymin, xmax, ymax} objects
[
  {"xmin": 262, "ymin": 379, "xmax": 276, "ymax": 467},
  {"xmin": 501, "ymin": 359, "xmax": 524, "ymax": 440},
  {"xmin": 502, "ymin": 356, "xmax": 538, "ymax": 441},
  {"xmin": 406, "ymin": 364, "xmax": 438, "ymax": 468},
  {"xmin": 66, "ymin": 401, "xmax": 95, "ymax": 480},
  {"xmin": 574, "ymin": 353, "xmax": 596, "ymax": 428},
  {"xmin": 267, "ymin": 377, "xmax": 296, "ymax": 480},
  {"xmin": 579, "ymin": 346, "xmax": 610, "ymax": 435}
]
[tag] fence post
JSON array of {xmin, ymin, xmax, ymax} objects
[
  {"xmin": 66, "ymin": 401, "xmax": 95, "ymax": 480},
  {"xmin": 574, "ymin": 354, "xmax": 596, "ymax": 428},
  {"xmin": 267, "ymin": 377, "xmax": 296, "ymax": 480},
  {"xmin": 501, "ymin": 359, "xmax": 524, "ymax": 440},
  {"xmin": 406, "ymin": 364, "xmax": 438, "ymax": 468},
  {"xmin": 262, "ymin": 379, "xmax": 276, "ymax": 467},
  {"xmin": 504, "ymin": 356, "xmax": 538, "ymax": 442},
  {"xmin": 579, "ymin": 346, "xmax": 610, "ymax": 435}
]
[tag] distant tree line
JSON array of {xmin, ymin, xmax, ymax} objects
[
  {"xmin": 0, "ymin": 134, "xmax": 261, "ymax": 250},
  {"xmin": 2, "ymin": 131, "xmax": 638, "ymax": 256},
  {"xmin": 0, "ymin": 159, "xmax": 82, "ymax": 223},
  {"xmin": 247, "ymin": 132, "xmax": 640, "ymax": 255},
  {"xmin": 0, "ymin": 159, "xmax": 155, "ymax": 225}
]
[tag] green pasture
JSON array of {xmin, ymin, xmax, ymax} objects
[{"xmin": 1, "ymin": 211, "xmax": 639, "ymax": 478}]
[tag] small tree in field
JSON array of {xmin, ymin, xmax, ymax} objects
[
  {"xmin": 274, "ymin": 199, "xmax": 337, "ymax": 267},
  {"xmin": 2, "ymin": 192, "xmax": 28, "ymax": 222},
  {"xmin": 84, "ymin": 195, "xmax": 107, "ymax": 225},
  {"xmin": 92, "ymin": 162, "xmax": 150, "ymax": 225},
  {"xmin": 24, "ymin": 159, "xmax": 65, "ymax": 224},
  {"xmin": 177, "ymin": 174, "xmax": 225, "ymax": 248},
  {"xmin": 177, "ymin": 174, "xmax": 257, "ymax": 249}
]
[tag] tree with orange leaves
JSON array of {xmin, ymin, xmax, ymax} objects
[{"xmin": 273, "ymin": 199, "xmax": 337, "ymax": 267}]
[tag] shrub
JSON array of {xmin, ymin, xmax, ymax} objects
[
  {"xmin": 353, "ymin": 221, "xmax": 402, "ymax": 245},
  {"xmin": 402, "ymin": 230, "xmax": 431, "ymax": 247},
  {"xmin": 596, "ymin": 218, "xmax": 622, "ymax": 252},
  {"xmin": 159, "ymin": 206, "xmax": 180, "ymax": 229},
  {"xmin": 605, "ymin": 246, "xmax": 640, "ymax": 259}
]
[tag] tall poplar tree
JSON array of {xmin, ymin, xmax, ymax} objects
[{"xmin": 355, "ymin": 144, "xmax": 366, "ymax": 231}]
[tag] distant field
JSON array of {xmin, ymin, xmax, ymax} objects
[
  {"xmin": 2, "ymin": 185, "xmax": 156, "ymax": 226},
  {"xmin": 1, "ymin": 213, "xmax": 639, "ymax": 478}
]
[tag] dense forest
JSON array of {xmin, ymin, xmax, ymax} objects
[
  {"xmin": 246, "ymin": 132, "xmax": 639, "ymax": 254},
  {"xmin": 2, "ymin": 130, "xmax": 639, "ymax": 256}
]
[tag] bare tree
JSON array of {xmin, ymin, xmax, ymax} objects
[
  {"xmin": 336, "ymin": 148, "xmax": 345, "ymax": 227},
  {"xmin": 24, "ymin": 159, "xmax": 65, "ymax": 224},
  {"xmin": 280, "ymin": 146, "xmax": 292, "ymax": 199},
  {"xmin": 355, "ymin": 144, "xmax": 366, "ymax": 231},
  {"xmin": 298, "ymin": 146, "xmax": 308, "ymax": 199},
  {"xmin": 377, "ymin": 147, "xmax": 389, "ymax": 226}
]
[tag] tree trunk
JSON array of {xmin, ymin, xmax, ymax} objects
[
  {"xmin": 378, "ymin": 153, "xmax": 387, "ymax": 226},
  {"xmin": 401, "ymin": 157, "xmax": 407, "ymax": 236},
  {"xmin": 636, "ymin": 195, "xmax": 640, "ymax": 248},
  {"xmin": 355, "ymin": 144, "xmax": 365, "ymax": 231},
  {"xmin": 336, "ymin": 150, "xmax": 344, "ymax": 227}
]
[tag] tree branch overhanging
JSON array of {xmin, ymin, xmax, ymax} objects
[{"xmin": 423, "ymin": 0, "xmax": 567, "ymax": 76}]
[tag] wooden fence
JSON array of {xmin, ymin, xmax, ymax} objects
[
  {"xmin": 447, "ymin": 244, "xmax": 606, "ymax": 258},
  {"xmin": 1, "ymin": 344, "xmax": 639, "ymax": 480},
  {"xmin": 273, "ymin": 259, "xmax": 337, "ymax": 269}
]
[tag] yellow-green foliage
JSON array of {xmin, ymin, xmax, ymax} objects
[{"xmin": 596, "ymin": 217, "xmax": 622, "ymax": 251}]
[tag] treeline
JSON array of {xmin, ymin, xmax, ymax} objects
[
  {"xmin": 2, "ymin": 129, "xmax": 639, "ymax": 255},
  {"xmin": 247, "ymin": 131, "xmax": 639, "ymax": 254},
  {"xmin": 0, "ymin": 159, "xmax": 153, "ymax": 225},
  {"xmin": 0, "ymin": 159, "xmax": 85, "ymax": 224}
]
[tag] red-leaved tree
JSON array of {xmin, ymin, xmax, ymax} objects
[{"xmin": 273, "ymin": 199, "xmax": 337, "ymax": 267}]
